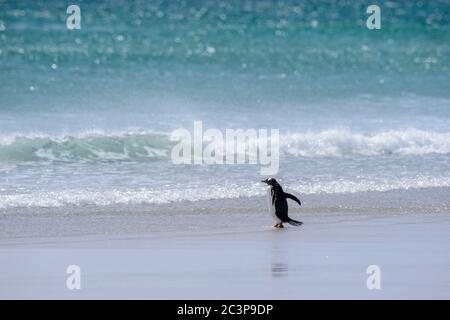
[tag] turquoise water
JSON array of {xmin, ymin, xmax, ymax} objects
[{"xmin": 0, "ymin": 0, "xmax": 449, "ymax": 210}]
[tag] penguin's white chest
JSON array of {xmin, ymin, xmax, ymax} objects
[{"xmin": 266, "ymin": 188, "xmax": 280, "ymax": 222}]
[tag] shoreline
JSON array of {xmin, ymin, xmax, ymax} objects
[{"xmin": 2, "ymin": 186, "xmax": 450, "ymax": 241}]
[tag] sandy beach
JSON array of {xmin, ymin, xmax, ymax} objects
[
  {"xmin": 1, "ymin": 207, "xmax": 449, "ymax": 299},
  {"xmin": 1, "ymin": 0, "xmax": 449, "ymax": 301}
]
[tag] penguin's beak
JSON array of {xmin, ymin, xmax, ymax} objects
[{"xmin": 261, "ymin": 179, "xmax": 268, "ymax": 184}]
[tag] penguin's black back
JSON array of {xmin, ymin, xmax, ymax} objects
[{"xmin": 271, "ymin": 184, "xmax": 289, "ymax": 222}]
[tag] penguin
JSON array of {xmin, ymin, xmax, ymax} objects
[{"xmin": 261, "ymin": 178, "xmax": 303, "ymax": 228}]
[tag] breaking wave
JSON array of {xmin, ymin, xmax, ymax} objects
[
  {"xmin": 282, "ymin": 129, "xmax": 450, "ymax": 157},
  {"xmin": 0, "ymin": 128, "xmax": 450, "ymax": 163},
  {"xmin": 0, "ymin": 131, "xmax": 172, "ymax": 162}
]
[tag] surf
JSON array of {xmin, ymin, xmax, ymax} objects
[{"xmin": 1, "ymin": 128, "xmax": 450, "ymax": 163}]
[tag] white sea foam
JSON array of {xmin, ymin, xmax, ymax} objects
[
  {"xmin": 1, "ymin": 128, "xmax": 450, "ymax": 163},
  {"xmin": 282, "ymin": 129, "xmax": 450, "ymax": 157},
  {"xmin": 1, "ymin": 175, "xmax": 450, "ymax": 209}
]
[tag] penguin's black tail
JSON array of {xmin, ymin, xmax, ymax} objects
[{"xmin": 287, "ymin": 219, "xmax": 303, "ymax": 226}]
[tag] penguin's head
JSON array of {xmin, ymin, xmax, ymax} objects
[{"xmin": 261, "ymin": 178, "xmax": 278, "ymax": 187}]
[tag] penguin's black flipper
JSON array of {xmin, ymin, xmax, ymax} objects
[
  {"xmin": 287, "ymin": 218, "xmax": 303, "ymax": 226},
  {"xmin": 284, "ymin": 192, "xmax": 301, "ymax": 206}
]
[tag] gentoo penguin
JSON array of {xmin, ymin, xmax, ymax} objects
[{"xmin": 262, "ymin": 178, "xmax": 303, "ymax": 228}]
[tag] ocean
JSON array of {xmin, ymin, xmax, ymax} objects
[{"xmin": 0, "ymin": 0, "xmax": 449, "ymax": 213}]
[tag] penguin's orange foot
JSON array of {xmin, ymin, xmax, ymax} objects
[{"xmin": 273, "ymin": 223, "xmax": 284, "ymax": 228}]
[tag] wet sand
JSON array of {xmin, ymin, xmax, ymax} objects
[{"xmin": 0, "ymin": 212, "xmax": 449, "ymax": 299}]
